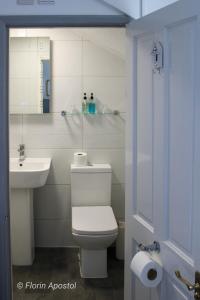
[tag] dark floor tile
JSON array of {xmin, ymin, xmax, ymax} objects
[{"xmin": 12, "ymin": 247, "xmax": 124, "ymax": 300}]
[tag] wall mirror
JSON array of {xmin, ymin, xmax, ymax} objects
[{"xmin": 9, "ymin": 37, "xmax": 51, "ymax": 114}]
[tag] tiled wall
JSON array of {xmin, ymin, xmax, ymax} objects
[{"xmin": 9, "ymin": 28, "xmax": 126, "ymax": 247}]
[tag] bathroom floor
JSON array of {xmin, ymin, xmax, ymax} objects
[{"xmin": 12, "ymin": 247, "xmax": 124, "ymax": 300}]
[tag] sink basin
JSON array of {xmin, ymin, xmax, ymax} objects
[{"xmin": 10, "ymin": 158, "xmax": 51, "ymax": 188}]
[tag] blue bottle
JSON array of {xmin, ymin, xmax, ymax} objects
[{"xmin": 88, "ymin": 93, "xmax": 96, "ymax": 114}]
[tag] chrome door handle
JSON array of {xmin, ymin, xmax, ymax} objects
[
  {"xmin": 45, "ymin": 79, "xmax": 50, "ymax": 97},
  {"xmin": 175, "ymin": 271, "xmax": 200, "ymax": 299},
  {"xmin": 175, "ymin": 271, "xmax": 197, "ymax": 291}
]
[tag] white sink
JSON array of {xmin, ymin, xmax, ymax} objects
[
  {"xmin": 10, "ymin": 157, "xmax": 51, "ymax": 265},
  {"xmin": 10, "ymin": 158, "xmax": 51, "ymax": 188}
]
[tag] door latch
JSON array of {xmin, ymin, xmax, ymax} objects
[
  {"xmin": 175, "ymin": 270, "xmax": 200, "ymax": 299},
  {"xmin": 151, "ymin": 41, "xmax": 164, "ymax": 73}
]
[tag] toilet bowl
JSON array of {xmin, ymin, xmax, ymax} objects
[
  {"xmin": 70, "ymin": 164, "xmax": 118, "ymax": 278},
  {"xmin": 72, "ymin": 232, "xmax": 117, "ymax": 250},
  {"xmin": 72, "ymin": 206, "xmax": 118, "ymax": 278}
]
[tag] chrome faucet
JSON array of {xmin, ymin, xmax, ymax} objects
[{"xmin": 18, "ymin": 144, "xmax": 25, "ymax": 162}]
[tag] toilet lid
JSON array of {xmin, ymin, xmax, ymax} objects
[{"xmin": 72, "ymin": 206, "xmax": 118, "ymax": 235}]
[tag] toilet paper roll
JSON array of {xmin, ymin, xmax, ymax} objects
[
  {"xmin": 74, "ymin": 152, "xmax": 88, "ymax": 166},
  {"xmin": 130, "ymin": 251, "xmax": 163, "ymax": 288}
]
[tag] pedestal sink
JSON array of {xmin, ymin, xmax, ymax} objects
[{"xmin": 10, "ymin": 158, "xmax": 51, "ymax": 266}]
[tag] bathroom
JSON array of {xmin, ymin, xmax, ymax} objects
[
  {"xmin": 9, "ymin": 27, "xmax": 126, "ymax": 299},
  {"xmin": 0, "ymin": 1, "xmax": 199, "ymax": 300}
]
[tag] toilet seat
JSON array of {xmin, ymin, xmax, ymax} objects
[{"xmin": 72, "ymin": 206, "xmax": 118, "ymax": 236}]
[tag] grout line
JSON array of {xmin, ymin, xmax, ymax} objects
[
  {"xmin": 11, "ymin": 146, "xmax": 125, "ymax": 150},
  {"xmin": 9, "ymin": 75, "xmax": 125, "ymax": 79},
  {"xmin": 51, "ymin": 75, "xmax": 125, "ymax": 78},
  {"xmin": 44, "ymin": 183, "xmax": 124, "ymax": 186},
  {"xmin": 78, "ymin": 75, "xmax": 125, "ymax": 78},
  {"xmin": 34, "ymin": 218, "xmax": 70, "ymax": 221},
  {"xmin": 24, "ymin": 148, "xmax": 125, "ymax": 151},
  {"xmin": 12, "ymin": 147, "xmax": 125, "ymax": 150},
  {"xmin": 45, "ymin": 183, "xmax": 71, "ymax": 186}
]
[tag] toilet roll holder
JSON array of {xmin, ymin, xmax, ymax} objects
[{"xmin": 138, "ymin": 241, "xmax": 160, "ymax": 253}]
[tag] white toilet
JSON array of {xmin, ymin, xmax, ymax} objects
[{"xmin": 71, "ymin": 163, "xmax": 118, "ymax": 278}]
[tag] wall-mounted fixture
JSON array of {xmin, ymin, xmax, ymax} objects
[
  {"xmin": 151, "ymin": 41, "xmax": 164, "ymax": 73},
  {"xmin": 138, "ymin": 241, "xmax": 160, "ymax": 253},
  {"xmin": 60, "ymin": 110, "xmax": 120, "ymax": 117},
  {"xmin": 61, "ymin": 110, "xmax": 67, "ymax": 117}
]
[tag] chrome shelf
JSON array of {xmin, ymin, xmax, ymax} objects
[{"xmin": 61, "ymin": 110, "xmax": 120, "ymax": 117}]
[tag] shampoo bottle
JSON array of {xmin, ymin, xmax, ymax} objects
[
  {"xmin": 88, "ymin": 93, "xmax": 96, "ymax": 114},
  {"xmin": 82, "ymin": 93, "xmax": 87, "ymax": 114}
]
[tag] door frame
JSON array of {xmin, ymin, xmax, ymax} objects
[
  {"xmin": 0, "ymin": 14, "xmax": 130, "ymax": 300},
  {"xmin": 124, "ymin": 1, "xmax": 200, "ymax": 299}
]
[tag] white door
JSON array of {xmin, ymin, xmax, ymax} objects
[{"xmin": 125, "ymin": 2, "xmax": 200, "ymax": 300}]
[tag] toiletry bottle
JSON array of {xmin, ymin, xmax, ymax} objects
[
  {"xmin": 82, "ymin": 93, "xmax": 87, "ymax": 114},
  {"xmin": 86, "ymin": 94, "xmax": 89, "ymax": 113},
  {"xmin": 88, "ymin": 93, "xmax": 96, "ymax": 114}
]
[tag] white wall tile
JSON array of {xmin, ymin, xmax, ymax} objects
[
  {"xmin": 10, "ymin": 51, "xmax": 38, "ymax": 78},
  {"xmin": 83, "ymin": 77, "xmax": 126, "ymax": 112},
  {"xmin": 83, "ymin": 41, "xmax": 125, "ymax": 77},
  {"xmin": 85, "ymin": 149, "xmax": 125, "ymax": 184},
  {"xmin": 9, "ymin": 115, "xmax": 22, "ymax": 149},
  {"xmin": 53, "ymin": 41, "xmax": 82, "ymax": 77},
  {"xmin": 9, "ymin": 37, "xmax": 37, "ymax": 52},
  {"xmin": 26, "ymin": 28, "xmax": 82, "ymax": 41},
  {"xmin": 83, "ymin": 114, "xmax": 125, "ymax": 149},
  {"xmin": 76, "ymin": 28, "xmax": 126, "ymax": 58},
  {"xmin": 9, "ymin": 29, "xmax": 26, "ymax": 38},
  {"xmin": 83, "ymin": 114, "xmax": 125, "ymax": 134},
  {"xmin": 84, "ymin": 133, "xmax": 124, "ymax": 149},
  {"xmin": 52, "ymin": 77, "xmax": 82, "ymax": 112},
  {"xmin": 23, "ymin": 114, "xmax": 82, "ymax": 149},
  {"xmin": 9, "ymin": 149, "xmax": 19, "ymax": 157},
  {"xmin": 34, "ymin": 184, "xmax": 71, "ymax": 220},
  {"xmin": 10, "ymin": 78, "xmax": 40, "ymax": 107}
]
